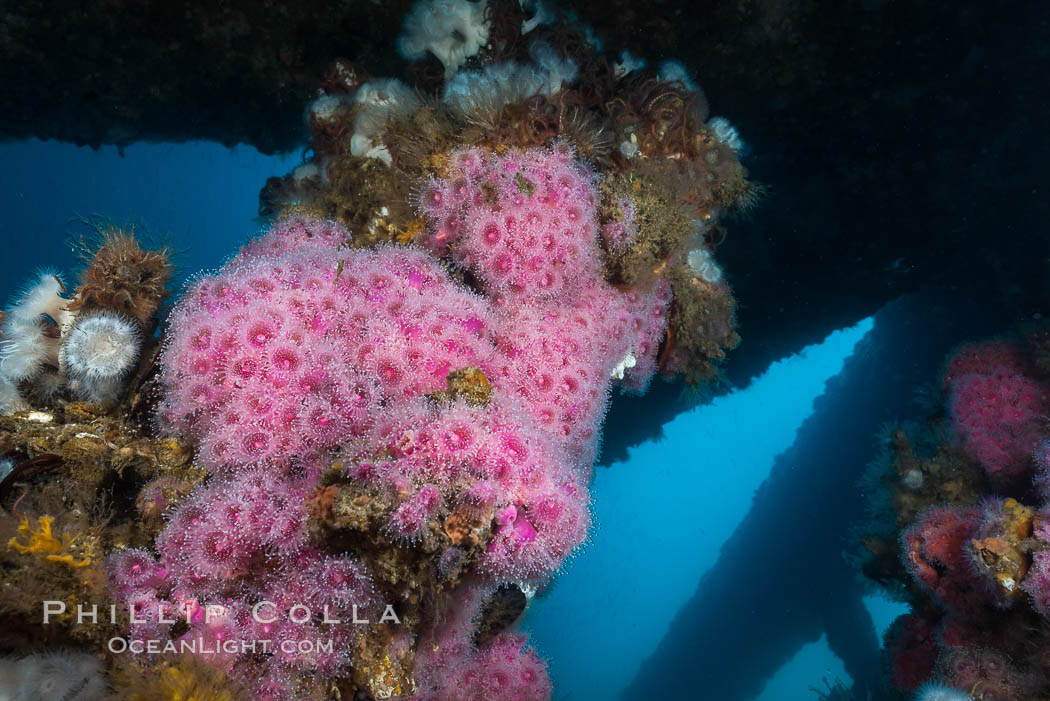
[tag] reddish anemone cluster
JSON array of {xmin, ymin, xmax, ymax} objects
[
  {"xmin": 900, "ymin": 505, "xmax": 983, "ymax": 616},
  {"xmin": 411, "ymin": 580, "xmax": 551, "ymax": 700},
  {"xmin": 159, "ymin": 217, "xmax": 494, "ymax": 472},
  {"xmin": 107, "ymin": 467, "xmax": 375, "ymax": 693},
  {"xmin": 418, "ymin": 144, "xmax": 671, "ymax": 457},
  {"xmin": 113, "ymin": 145, "xmax": 673, "ymax": 698},
  {"xmin": 417, "ymin": 146, "xmax": 605, "ymax": 302},
  {"xmin": 1022, "ymin": 508, "xmax": 1050, "ymax": 616},
  {"xmin": 945, "ymin": 340, "xmax": 1048, "ymax": 484},
  {"xmin": 885, "ymin": 613, "xmax": 938, "ymax": 692},
  {"xmin": 872, "ymin": 339, "xmax": 1050, "ymax": 698}
]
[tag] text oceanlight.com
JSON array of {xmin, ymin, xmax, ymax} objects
[{"xmin": 108, "ymin": 637, "xmax": 333, "ymax": 655}]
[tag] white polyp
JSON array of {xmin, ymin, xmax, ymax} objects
[
  {"xmin": 442, "ymin": 51, "xmax": 577, "ymax": 119},
  {"xmin": 12, "ymin": 651, "xmax": 106, "ymax": 701},
  {"xmin": 0, "ymin": 271, "xmax": 72, "ymax": 385},
  {"xmin": 8, "ymin": 271, "xmax": 69, "ymax": 326},
  {"xmin": 707, "ymin": 116, "xmax": 745, "ymax": 152},
  {"xmin": 519, "ymin": 0, "xmax": 553, "ymax": 34},
  {"xmin": 611, "ymin": 352, "xmax": 638, "ymax": 380},
  {"xmin": 350, "ymin": 79, "xmax": 420, "ymax": 165},
  {"xmin": 687, "ymin": 247, "xmax": 724, "ymax": 285},
  {"xmin": 619, "ymin": 136, "xmax": 639, "ymax": 159},
  {"xmin": 62, "ymin": 312, "xmax": 141, "ymax": 390},
  {"xmin": 658, "ymin": 60, "xmax": 699, "ymax": 92},
  {"xmin": 0, "ymin": 325, "xmax": 50, "ymax": 380},
  {"xmin": 902, "ymin": 468, "xmax": 924, "ymax": 490},
  {"xmin": 306, "ymin": 94, "xmax": 352, "ymax": 124},
  {"xmin": 614, "ymin": 50, "xmax": 646, "ymax": 78},
  {"xmin": 398, "ymin": 0, "xmax": 490, "ymax": 77},
  {"xmin": 528, "ymin": 41, "xmax": 579, "ymax": 92},
  {"xmin": 292, "ymin": 163, "xmax": 321, "ymax": 183},
  {"xmin": 0, "ymin": 376, "xmax": 25, "ymax": 415}
]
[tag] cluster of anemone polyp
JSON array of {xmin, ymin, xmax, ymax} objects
[
  {"xmin": 0, "ymin": 0, "xmax": 747, "ymax": 697},
  {"xmin": 0, "ymin": 272, "xmax": 142, "ymax": 411},
  {"xmin": 118, "ymin": 146, "xmax": 670, "ymax": 698},
  {"xmin": 874, "ymin": 338, "xmax": 1050, "ymax": 700}
]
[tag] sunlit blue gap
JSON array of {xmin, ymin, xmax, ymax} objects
[
  {"xmin": 754, "ymin": 594, "xmax": 908, "ymax": 700},
  {"xmin": 524, "ymin": 315, "xmax": 875, "ymax": 701},
  {"xmin": 0, "ymin": 139, "xmax": 298, "ymax": 305}
]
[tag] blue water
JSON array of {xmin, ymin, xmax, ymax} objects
[
  {"xmin": 0, "ymin": 139, "xmax": 904, "ymax": 699},
  {"xmin": 522, "ymin": 316, "xmax": 893, "ymax": 699},
  {"xmin": 0, "ymin": 139, "xmax": 298, "ymax": 304}
]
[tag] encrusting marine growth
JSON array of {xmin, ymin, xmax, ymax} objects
[
  {"xmin": 0, "ymin": 1, "xmax": 752, "ymax": 698},
  {"xmin": 860, "ymin": 336, "xmax": 1050, "ymax": 699}
]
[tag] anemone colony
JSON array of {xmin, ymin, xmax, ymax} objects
[
  {"xmin": 0, "ymin": 1, "xmax": 751, "ymax": 699},
  {"xmin": 0, "ymin": 223, "xmax": 169, "ymax": 411},
  {"xmin": 856, "ymin": 334, "xmax": 1050, "ymax": 700}
]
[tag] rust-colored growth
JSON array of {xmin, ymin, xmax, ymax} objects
[
  {"xmin": 387, "ymin": 103, "xmax": 458, "ymax": 173},
  {"xmin": 321, "ymin": 481, "xmax": 390, "ymax": 534},
  {"xmin": 307, "ymin": 103, "xmax": 355, "ymax": 157},
  {"xmin": 109, "ymin": 655, "xmax": 248, "ymax": 701},
  {"xmin": 7, "ymin": 514, "xmax": 95, "ymax": 568},
  {"xmin": 968, "ymin": 498, "xmax": 1034, "ymax": 606},
  {"xmin": 310, "ymin": 154, "xmax": 418, "ymax": 249},
  {"xmin": 0, "ymin": 404, "xmax": 199, "ymax": 522},
  {"xmin": 308, "ymin": 484, "xmax": 341, "ymax": 525},
  {"xmin": 684, "ymin": 141, "xmax": 754, "ymax": 213},
  {"xmin": 351, "ymin": 625, "xmax": 417, "ymax": 699},
  {"xmin": 430, "ymin": 367, "xmax": 492, "ymax": 406},
  {"xmin": 971, "ymin": 536, "xmax": 1027, "ymax": 598},
  {"xmin": 1002, "ymin": 497, "xmax": 1034, "ymax": 540},
  {"xmin": 395, "ymin": 217, "xmax": 427, "ymax": 245},
  {"xmin": 457, "ymin": 94, "xmax": 613, "ymax": 163},
  {"xmin": 422, "ymin": 150, "xmax": 452, "ymax": 179},
  {"xmin": 70, "ymin": 225, "xmax": 172, "ymax": 329},
  {"xmin": 598, "ymin": 171, "xmax": 696, "ymax": 288},
  {"xmin": 443, "ymin": 506, "xmax": 487, "ymax": 548},
  {"xmin": 447, "ymin": 366, "xmax": 492, "ymax": 404},
  {"xmin": 890, "ymin": 429, "xmax": 923, "ymax": 480},
  {"xmin": 482, "ymin": 0, "xmax": 529, "ymax": 61}
]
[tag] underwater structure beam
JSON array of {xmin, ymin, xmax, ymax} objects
[{"xmin": 621, "ymin": 286, "xmax": 1003, "ymax": 700}]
